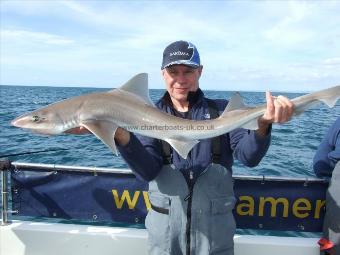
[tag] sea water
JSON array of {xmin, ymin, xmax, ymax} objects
[
  {"xmin": 0, "ymin": 85, "xmax": 339, "ymax": 237},
  {"xmin": 1, "ymin": 85, "xmax": 339, "ymax": 177}
]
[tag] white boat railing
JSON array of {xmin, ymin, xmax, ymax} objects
[{"xmin": 9, "ymin": 161, "xmax": 329, "ymax": 181}]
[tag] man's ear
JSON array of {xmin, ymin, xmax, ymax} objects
[{"xmin": 198, "ymin": 65, "xmax": 203, "ymax": 77}]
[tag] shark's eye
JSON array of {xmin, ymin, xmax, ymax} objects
[{"xmin": 32, "ymin": 115, "xmax": 40, "ymax": 122}]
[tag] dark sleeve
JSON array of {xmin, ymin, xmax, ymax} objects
[
  {"xmin": 214, "ymin": 98, "xmax": 271, "ymax": 167},
  {"xmin": 117, "ymin": 133, "xmax": 163, "ymax": 181},
  {"xmin": 229, "ymin": 127, "xmax": 272, "ymax": 167},
  {"xmin": 313, "ymin": 117, "xmax": 340, "ymax": 178}
]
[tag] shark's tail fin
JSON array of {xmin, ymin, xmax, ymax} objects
[
  {"xmin": 316, "ymin": 85, "xmax": 340, "ymax": 108},
  {"xmin": 293, "ymin": 85, "xmax": 340, "ymax": 116},
  {"xmin": 320, "ymin": 96, "xmax": 340, "ymax": 108}
]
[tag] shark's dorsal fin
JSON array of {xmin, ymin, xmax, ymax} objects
[
  {"xmin": 220, "ymin": 92, "xmax": 259, "ymax": 130},
  {"xmin": 117, "ymin": 73, "xmax": 154, "ymax": 106},
  {"xmin": 221, "ymin": 92, "xmax": 247, "ymax": 117}
]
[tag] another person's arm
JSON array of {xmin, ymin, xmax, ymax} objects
[{"xmin": 313, "ymin": 117, "xmax": 340, "ymax": 178}]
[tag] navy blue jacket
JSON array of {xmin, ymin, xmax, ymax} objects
[
  {"xmin": 313, "ymin": 117, "xmax": 340, "ymax": 178},
  {"xmin": 118, "ymin": 89, "xmax": 271, "ymax": 182}
]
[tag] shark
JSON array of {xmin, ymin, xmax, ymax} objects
[{"xmin": 11, "ymin": 73, "xmax": 340, "ymax": 159}]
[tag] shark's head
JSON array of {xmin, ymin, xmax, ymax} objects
[{"xmin": 11, "ymin": 108, "xmax": 64, "ymax": 135}]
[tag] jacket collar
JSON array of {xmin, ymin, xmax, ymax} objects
[{"xmin": 160, "ymin": 88, "xmax": 205, "ymax": 110}]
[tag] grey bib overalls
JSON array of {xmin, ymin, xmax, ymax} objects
[
  {"xmin": 145, "ymin": 163, "xmax": 236, "ymax": 255},
  {"xmin": 322, "ymin": 161, "xmax": 340, "ymax": 254}
]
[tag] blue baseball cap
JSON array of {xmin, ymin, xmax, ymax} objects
[{"xmin": 161, "ymin": 40, "xmax": 201, "ymax": 70}]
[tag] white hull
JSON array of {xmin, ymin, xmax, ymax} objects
[{"xmin": 1, "ymin": 220, "xmax": 320, "ymax": 255}]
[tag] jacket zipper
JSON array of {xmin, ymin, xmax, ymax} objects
[{"xmin": 184, "ymin": 170, "xmax": 194, "ymax": 255}]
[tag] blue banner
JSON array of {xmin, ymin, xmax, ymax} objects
[
  {"xmin": 233, "ymin": 178, "xmax": 327, "ymax": 232},
  {"xmin": 10, "ymin": 168, "xmax": 328, "ymax": 232}
]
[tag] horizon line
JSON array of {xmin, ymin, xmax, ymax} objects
[{"xmin": 0, "ymin": 84, "xmax": 313, "ymax": 94}]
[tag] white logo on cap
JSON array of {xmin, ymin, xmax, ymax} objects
[{"xmin": 170, "ymin": 51, "xmax": 190, "ymax": 57}]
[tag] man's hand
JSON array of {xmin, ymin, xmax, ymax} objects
[
  {"xmin": 256, "ymin": 91, "xmax": 294, "ymax": 137},
  {"xmin": 65, "ymin": 126, "xmax": 130, "ymax": 146},
  {"xmin": 64, "ymin": 126, "xmax": 91, "ymax": 135},
  {"xmin": 114, "ymin": 128, "xmax": 130, "ymax": 146}
]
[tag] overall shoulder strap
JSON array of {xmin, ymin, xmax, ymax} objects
[
  {"xmin": 162, "ymin": 139, "xmax": 172, "ymax": 164},
  {"xmin": 205, "ymin": 99, "xmax": 221, "ymax": 163}
]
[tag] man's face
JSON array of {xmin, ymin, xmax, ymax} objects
[{"xmin": 162, "ymin": 65, "xmax": 203, "ymax": 103}]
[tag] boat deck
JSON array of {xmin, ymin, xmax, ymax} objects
[{"xmin": 1, "ymin": 220, "xmax": 320, "ymax": 255}]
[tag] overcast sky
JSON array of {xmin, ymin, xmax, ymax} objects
[{"xmin": 1, "ymin": 0, "xmax": 339, "ymax": 92}]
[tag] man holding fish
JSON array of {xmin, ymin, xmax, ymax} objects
[
  {"xmin": 18, "ymin": 40, "xmax": 340, "ymax": 254},
  {"xmin": 100, "ymin": 41, "xmax": 293, "ymax": 255},
  {"xmin": 10, "ymin": 39, "xmax": 340, "ymax": 254}
]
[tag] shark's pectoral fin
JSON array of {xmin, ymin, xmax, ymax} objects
[
  {"xmin": 165, "ymin": 138, "xmax": 199, "ymax": 159},
  {"xmin": 81, "ymin": 120, "xmax": 119, "ymax": 156}
]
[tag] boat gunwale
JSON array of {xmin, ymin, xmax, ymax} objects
[{"xmin": 8, "ymin": 161, "xmax": 329, "ymax": 183}]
